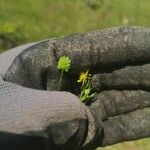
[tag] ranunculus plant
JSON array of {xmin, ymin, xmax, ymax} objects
[{"xmin": 57, "ymin": 56, "xmax": 96, "ymax": 104}]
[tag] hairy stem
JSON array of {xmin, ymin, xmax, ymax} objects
[{"xmin": 58, "ymin": 70, "xmax": 64, "ymax": 90}]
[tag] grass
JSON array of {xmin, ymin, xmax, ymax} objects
[
  {"xmin": 0, "ymin": 0, "xmax": 149, "ymax": 149},
  {"xmin": 0, "ymin": 0, "xmax": 150, "ymax": 51},
  {"xmin": 98, "ymin": 138, "xmax": 150, "ymax": 150}
]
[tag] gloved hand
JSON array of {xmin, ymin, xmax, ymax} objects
[{"xmin": 0, "ymin": 26, "xmax": 150, "ymax": 150}]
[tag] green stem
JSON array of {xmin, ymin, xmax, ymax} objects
[
  {"xmin": 80, "ymin": 89, "xmax": 84, "ymax": 99},
  {"xmin": 85, "ymin": 80, "xmax": 90, "ymax": 89},
  {"xmin": 58, "ymin": 70, "xmax": 64, "ymax": 90}
]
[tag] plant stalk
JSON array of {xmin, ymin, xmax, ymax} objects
[{"xmin": 58, "ymin": 70, "xmax": 64, "ymax": 90}]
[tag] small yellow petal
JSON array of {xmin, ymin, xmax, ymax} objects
[{"xmin": 77, "ymin": 79, "xmax": 81, "ymax": 83}]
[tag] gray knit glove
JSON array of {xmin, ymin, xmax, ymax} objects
[{"xmin": 0, "ymin": 26, "xmax": 150, "ymax": 150}]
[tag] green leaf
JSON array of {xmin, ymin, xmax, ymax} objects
[
  {"xmin": 89, "ymin": 92, "xmax": 96, "ymax": 98},
  {"xmin": 84, "ymin": 89, "xmax": 90, "ymax": 95}
]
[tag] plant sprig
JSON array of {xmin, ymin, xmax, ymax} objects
[
  {"xmin": 57, "ymin": 56, "xmax": 71, "ymax": 90},
  {"xmin": 57, "ymin": 56, "xmax": 96, "ymax": 104},
  {"xmin": 77, "ymin": 70, "xmax": 96, "ymax": 103}
]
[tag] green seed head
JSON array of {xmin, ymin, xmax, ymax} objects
[{"xmin": 57, "ymin": 56, "xmax": 71, "ymax": 72}]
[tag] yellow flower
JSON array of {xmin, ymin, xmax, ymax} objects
[{"xmin": 77, "ymin": 70, "xmax": 91, "ymax": 85}]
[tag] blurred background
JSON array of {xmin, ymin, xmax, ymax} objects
[{"xmin": 0, "ymin": 0, "xmax": 149, "ymax": 149}]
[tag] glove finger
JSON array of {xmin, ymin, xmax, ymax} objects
[
  {"xmin": 91, "ymin": 64, "xmax": 150, "ymax": 92},
  {"xmin": 53, "ymin": 26, "xmax": 150, "ymax": 74},
  {"xmin": 100, "ymin": 108, "xmax": 150, "ymax": 146},
  {"xmin": 46, "ymin": 26, "xmax": 150, "ymax": 91},
  {"xmin": 89, "ymin": 90, "xmax": 150, "ymax": 120},
  {"xmin": 48, "ymin": 27, "xmax": 150, "ymax": 91},
  {"xmin": 4, "ymin": 40, "xmax": 56, "ymax": 89}
]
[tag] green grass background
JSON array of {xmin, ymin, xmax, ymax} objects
[{"xmin": 0, "ymin": 0, "xmax": 150, "ymax": 149}]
